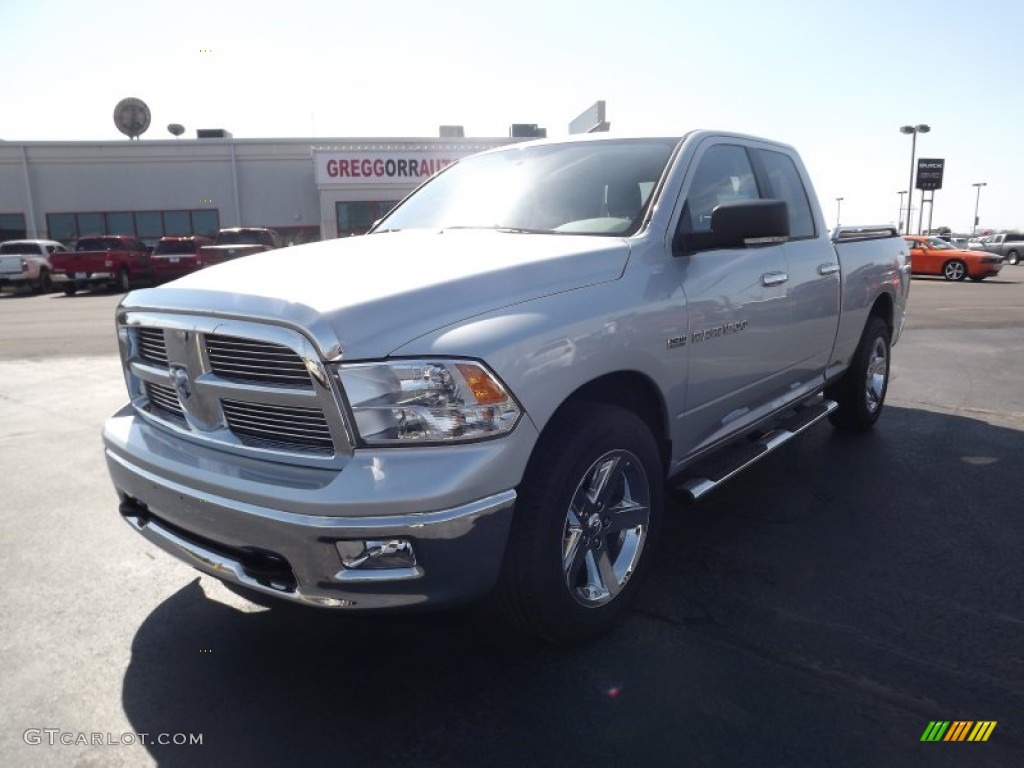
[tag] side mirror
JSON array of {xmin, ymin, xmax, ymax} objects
[
  {"xmin": 676, "ymin": 199, "xmax": 790, "ymax": 254},
  {"xmin": 710, "ymin": 199, "xmax": 789, "ymax": 247}
]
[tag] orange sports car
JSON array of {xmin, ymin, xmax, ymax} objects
[{"xmin": 903, "ymin": 235, "xmax": 1003, "ymax": 281}]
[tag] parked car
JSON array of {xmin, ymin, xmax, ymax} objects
[
  {"xmin": 0, "ymin": 239, "xmax": 70, "ymax": 293},
  {"xmin": 150, "ymin": 235, "xmax": 215, "ymax": 282},
  {"xmin": 903, "ymin": 235, "xmax": 1003, "ymax": 281},
  {"xmin": 197, "ymin": 227, "xmax": 281, "ymax": 267},
  {"xmin": 975, "ymin": 232, "xmax": 1024, "ymax": 265},
  {"xmin": 104, "ymin": 131, "xmax": 909, "ymax": 642},
  {"xmin": 49, "ymin": 235, "xmax": 154, "ymax": 295}
]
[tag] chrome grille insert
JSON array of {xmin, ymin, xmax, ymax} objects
[
  {"xmin": 222, "ymin": 399, "xmax": 334, "ymax": 454},
  {"xmin": 206, "ymin": 334, "xmax": 312, "ymax": 387},
  {"xmin": 137, "ymin": 328, "xmax": 168, "ymax": 366},
  {"xmin": 145, "ymin": 381, "xmax": 185, "ymax": 422}
]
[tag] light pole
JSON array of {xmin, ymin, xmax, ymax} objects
[
  {"xmin": 972, "ymin": 182, "xmax": 987, "ymax": 236},
  {"xmin": 900, "ymin": 124, "xmax": 930, "ymax": 235},
  {"xmin": 835, "ymin": 197, "xmax": 844, "ymax": 228},
  {"xmin": 897, "ymin": 190, "xmax": 907, "ymax": 231}
]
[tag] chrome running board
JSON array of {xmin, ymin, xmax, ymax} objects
[{"xmin": 675, "ymin": 399, "xmax": 838, "ymax": 502}]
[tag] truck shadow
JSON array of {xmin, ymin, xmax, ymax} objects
[{"xmin": 120, "ymin": 405, "xmax": 1023, "ymax": 767}]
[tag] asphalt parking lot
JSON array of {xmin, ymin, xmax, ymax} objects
[{"xmin": 1, "ymin": 274, "xmax": 1022, "ymax": 767}]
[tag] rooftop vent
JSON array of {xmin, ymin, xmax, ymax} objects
[{"xmin": 196, "ymin": 128, "xmax": 233, "ymax": 139}]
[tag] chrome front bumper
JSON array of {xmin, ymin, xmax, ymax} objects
[{"xmin": 104, "ymin": 406, "xmax": 533, "ymax": 610}]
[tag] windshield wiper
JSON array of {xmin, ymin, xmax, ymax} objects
[{"xmin": 441, "ymin": 225, "xmax": 558, "ymax": 235}]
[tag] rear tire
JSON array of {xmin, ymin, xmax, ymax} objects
[
  {"xmin": 942, "ymin": 260, "xmax": 967, "ymax": 281},
  {"xmin": 968, "ymin": 276, "xmax": 986, "ymax": 282},
  {"xmin": 33, "ymin": 269, "xmax": 52, "ymax": 293},
  {"xmin": 1007, "ymin": 251, "xmax": 1019, "ymax": 266},
  {"xmin": 496, "ymin": 402, "xmax": 663, "ymax": 643},
  {"xmin": 826, "ymin": 316, "xmax": 891, "ymax": 432},
  {"xmin": 62, "ymin": 283, "xmax": 78, "ymax": 296},
  {"xmin": 117, "ymin": 267, "xmax": 131, "ymax": 292}
]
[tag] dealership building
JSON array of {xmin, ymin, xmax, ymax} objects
[{"xmin": 0, "ymin": 133, "xmax": 520, "ymax": 246}]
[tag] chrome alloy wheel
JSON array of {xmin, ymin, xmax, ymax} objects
[
  {"xmin": 944, "ymin": 261, "xmax": 966, "ymax": 280},
  {"xmin": 562, "ymin": 450, "xmax": 651, "ymax": 607},
  {"xmin": 864, "ymin": 336, "xmax": 889, "ymax": 414}
]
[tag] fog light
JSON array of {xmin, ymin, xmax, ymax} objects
[{"xmin": 336, "ymin": 539, "xmax": 417, "ymax": 570}]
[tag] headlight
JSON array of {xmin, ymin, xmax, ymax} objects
[{"xmin": 335, "ymin": 359, "xmax": 521, "ymax": 445}]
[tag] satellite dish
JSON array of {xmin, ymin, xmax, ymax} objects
[
  {"xmin": 167, "ymin": 123, "xmax": 185, "ymax": 137},
  {"xmin": 113, "ymin": 97, "xmax": 151, "ymax": 139}
]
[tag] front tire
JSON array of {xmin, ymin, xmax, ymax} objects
[
  {"xmin": 497, "ymin": 403, "xmax": 663, "ymax": 643},
  {"xmin": 62, "ymin": 283, "xmax": 78, "ymax": 296},
  {"xmin": 943, "ymin": 260, "xmax": 967, "ymax": 281},
  {"xmin": 826, "ymin": 316, "xmax": 891, "ymax": 432}
]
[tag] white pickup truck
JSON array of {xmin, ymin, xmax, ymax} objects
[
  {"xmin": 104, "ymin": 132, "xmax": 909, "ymax": 641},
  {"xmin": 0, "ymin": 239, "xmax": 69, "ymax": 293}
]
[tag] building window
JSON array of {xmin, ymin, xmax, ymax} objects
[
  {"xmin": 0, "ymin": 213, "xmax": 27, "ymax": 241},
  {"xmin": 192, "ymin": 210, "xmax": 219, "ymax": 237},
  {"xmin": 107, "ymin": 212, "xmax": 135, "ymax": 235},
  {"xmin": 163, "ymin": 210, "xmax": 191, "ymax": 236},
  {"xmin": 134, "ymin": 212, "xmax": 163, "ymax": 241},
  {"xmin": 77, "ymin": 213, "xmax": 105, "ymax": 237},
  {"xmin": 336, "ymin": 201, "xmax": 399, "ymax": 237},
  {"xmin": 45, "ymin": 209, "xmax": 221, "ymax": 246}
]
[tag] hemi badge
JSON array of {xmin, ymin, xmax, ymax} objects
[{"xmin": 667, "ymin": 336, "xmax": 686, "ymax": 349}]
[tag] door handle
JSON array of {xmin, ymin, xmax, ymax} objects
[
  {"xmin": 761, "ymin": 272, "xmax": 788, "ymax": 287},
  {"xmin": 817, "ymin": 263, "xmax": 840, "ymax": 276}
]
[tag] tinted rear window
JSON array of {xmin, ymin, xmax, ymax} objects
[
  {"xmin": 154, "ymin": 240, "xmax": 199, "ymax": 255},
  {"xmin": 76, "ymin": 238, "xmax": 123, "ymax": 252},
  {"xmin": 0, "ymin": 242, "xmax": 43, "ymax": 255}
]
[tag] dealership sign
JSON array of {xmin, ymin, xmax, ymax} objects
[
  {"xmin": 916, "ymin": 158, "xmax": 945, "ymax": 191},
  {"xmin": 314, "ymin": 150, "xmax": 479, "ymax": 185}
]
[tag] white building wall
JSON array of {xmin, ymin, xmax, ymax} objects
[{"xmin": 0, "ymin": 136, "xmax": 515, "ymax": 242}]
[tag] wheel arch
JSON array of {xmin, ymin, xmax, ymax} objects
[
  {"xmin": 868, "ymin": 290, "xmax": 894, "ymax": 336},
  {"xmin": 538, "ymin": 371, "xmax": 671, "ymax": 474}
]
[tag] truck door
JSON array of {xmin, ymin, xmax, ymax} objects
[
  {"xmin": 751, "ymin": 147, "xmax": 840, "ymax": 389},
  {"xmin": 668, "ymin": 141, "xmax": 795, "ymax": 456}
]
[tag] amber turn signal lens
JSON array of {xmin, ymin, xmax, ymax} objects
[{"xmin": 455, "ymin": 363, "xmax": 507, "ymax": 405}]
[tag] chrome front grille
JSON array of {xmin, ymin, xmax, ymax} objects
[
  {"xmin": 137, "ymin": 327, "xmax": 168, "ymax": 366},
  {"xmin": 122, "ymin": 314, "xmax": 351, "ymax": 466},
  {"xmin": 145, "ymin": 381, "xmax": 185, "ymax": 421},
  {"xmin": 222, "ymin": 399, "xmax": 334, "ymax": 454},
  {"xmin": 206, "ymin": 334, "xmax": 312, "ymax": 387}
]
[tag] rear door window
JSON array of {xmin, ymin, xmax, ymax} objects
[{"xmin": 753, "ymin": 149, "xmax": 816, "ymax": 239}]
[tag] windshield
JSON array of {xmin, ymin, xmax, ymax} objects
[
  {"xmin": 374, "ymin": 139, "xmax": 678, "ymax": 237},
  {"xmin": 217, "ymin": 231, "xmax": 268, "ymax": 245},
  {"xmin": 154, "ymin": 239, "xmax": 198, "ymax": 255}
]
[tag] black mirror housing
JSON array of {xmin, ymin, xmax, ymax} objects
[{"xmin": 710, "ymin": 199, "xmax": 790, "ymax": 248}]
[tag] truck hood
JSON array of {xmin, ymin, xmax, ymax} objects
[{"xmin": 125, "ymin": 229, "xmax": 630, "ymax": 359}]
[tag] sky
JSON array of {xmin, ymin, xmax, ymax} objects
[{"xmin": 1, "ymin": 0, "xmax": 1020, "ymax": 233}]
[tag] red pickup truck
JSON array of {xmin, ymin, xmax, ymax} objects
[
  {"xmin": 198, "ymin": 227, "xmax": 282, "ymax": 267},
  {"xmin": 50, "ymin": 235, "xmax": 154, "ymax": 295},
  {"xmin": 150, "ymin": 235, "xmax": 215, "ymax": 282}
]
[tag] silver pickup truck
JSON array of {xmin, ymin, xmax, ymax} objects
[
  {"xmin": 104, "ymin": 132, "xmax": 909, "ymax": 641},
  {"xmin": 975, "ymin": 232, "xmax": 1024, "ymax": 265}
]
